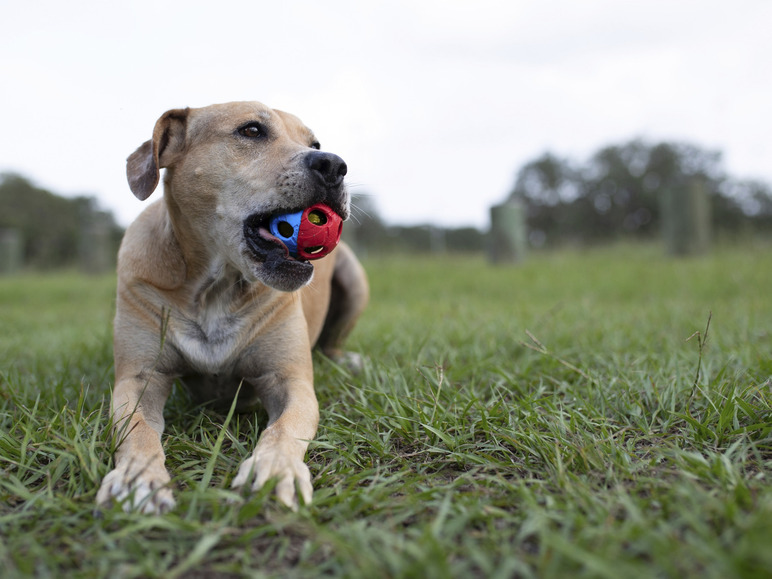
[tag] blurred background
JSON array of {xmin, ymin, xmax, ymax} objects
[{"xmin": 1, "ymin": 0, "xmax": 771, "ymax": 272}]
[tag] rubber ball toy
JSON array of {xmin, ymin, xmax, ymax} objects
[{"xmin": 268, "ymin": 203, "xmax": 343, "ymax": 260}]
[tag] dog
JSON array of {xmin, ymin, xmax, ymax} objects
[{"xmin": 96, "ymin": 101, "xmax": 368, "ymax": 514}]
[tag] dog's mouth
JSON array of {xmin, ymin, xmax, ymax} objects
[
  {"xmin": 242, "ymin": 202, "xmax": 345, "ymax": 292},
  {"xmin": 242, "ymin": 213, "xmax": 315, "ymax": 292},
  {"xmin": 244, "ymin": 203, "xmax": 343, "ymax": 264},
  {"xmin": 243, "ymin": 213, "xmax": 306, "ymax": 264}
]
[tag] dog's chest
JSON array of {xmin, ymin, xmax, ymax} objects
[
  {"xmin": 174, "ymin": 306, "xmax": 246, "ymax": 374},
  {"xmin": 170, "ymin": 277, "xmax": 257, "ymax": 374}
]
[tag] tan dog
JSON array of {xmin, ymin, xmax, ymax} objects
[{"xmin": 96, "ymin": 102, "xmax": 368, "ymax": 514}]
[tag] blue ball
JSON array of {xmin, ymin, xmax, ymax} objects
[{"xmin": 268, "ymin": 210, "xmax": 303, "ymax": 255}]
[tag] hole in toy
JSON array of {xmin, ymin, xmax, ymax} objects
[
  {"xmin": 307, "ymin": 210, "xmax": 327, "ymax": 226},
  {"xmin": 277, "ymin": 221, "xmax": 294, "ymax": 238},
  {"xmin": 307, "ymin": 246, "xmax": 324, "ymax": 254}
]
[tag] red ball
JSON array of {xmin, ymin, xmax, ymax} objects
[{"xmin": 295, "ymin": 203, "xmax": 343, "ymax": 260}]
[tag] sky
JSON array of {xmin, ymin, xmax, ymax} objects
[{"xmin": 1, "ymin": 0, "xmax": 771, "ymax": 229}]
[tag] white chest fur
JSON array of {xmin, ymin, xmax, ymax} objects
[{"xmin": 170, "ymin": 269, "xmax": 258, "ymax": 374}]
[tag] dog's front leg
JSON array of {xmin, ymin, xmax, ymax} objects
[
  {"xmin": 232, "ymin": 370, "xmax": 319, "ymax": 510},
  {"xmin": 97, "ymin": 375, "xmax": 175, "ymax": 514}
]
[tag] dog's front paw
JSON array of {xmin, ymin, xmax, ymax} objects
[
  {"xmin": 96, "ymin": 461, "xmax": 175, "ymax": 515},
  {"xmin": 231, "ymin": 441, "xmax": 313, "ymax": 510}
]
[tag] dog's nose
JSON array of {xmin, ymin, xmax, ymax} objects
[{"xmin": 305, "ymin": 151, "xmax": 347, "ymax": 187}]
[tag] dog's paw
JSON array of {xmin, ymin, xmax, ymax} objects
[
  {"xmin": 96, "ymin": 462, "xmax": 175, "ymax": 515},
  {"xmin": 231, "ymin": 442, "xmax": 313, "ymax": 510},
  {"xmin": 324, "ymin": 349, "xmax": 366, "ymax": 374},
  {"xmin": 338, "ymin": 351, "xmax": 365, "ymax": 373}
]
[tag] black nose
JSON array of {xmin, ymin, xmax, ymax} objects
[{"xmin": 305, "ymin": 151, "xmax": 347, "ymax": 187}]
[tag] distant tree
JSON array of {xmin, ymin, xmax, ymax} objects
[
  {"xmin": 717, "ymin": 179, "xmax": 772, "ymax": 232},
  {"xmin": 510, "ymin": 154, "xmax": 581, "ymax": 243},
  {"xmin": 512, "ymin": 153, "xmax": 580, "ymax": 206}
]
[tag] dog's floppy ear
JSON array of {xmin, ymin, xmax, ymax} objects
[{"xmin": 126, "ymin": 108, "xmax": 190, "ymax": 201}]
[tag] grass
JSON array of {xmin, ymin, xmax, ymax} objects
[{"xmin": 0, "ymin": 243, "xmax": 771, "ymax": 578}]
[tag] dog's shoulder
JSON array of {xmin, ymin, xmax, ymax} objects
[{"xmin": 118, "ymin": 200, "xmax": 186, "ymax": 290}]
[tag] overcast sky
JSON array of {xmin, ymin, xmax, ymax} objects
[{"xmin": 2, "ymin": 0, "xmax": 770, "ymax": 228}]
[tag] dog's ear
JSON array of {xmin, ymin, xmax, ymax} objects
[{"xmin": 126, "ymin": 108, "xmax": 190, "ymax": 201}]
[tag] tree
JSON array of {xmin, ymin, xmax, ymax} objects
[{"xmin": 510, "ymin": 154, "xmax": 581, "ymax": 243}]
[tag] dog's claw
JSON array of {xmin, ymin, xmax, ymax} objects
[
  {"xmin": 97, "ymin": 463, "xmax": 175, "ymax": 515},
  {"xmin": 232, "ymin": 445, "xmax": 313, "ymax": 511}
]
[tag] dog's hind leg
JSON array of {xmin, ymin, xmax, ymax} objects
[{"xmin": 315, "ymin": 243, "xmax": 369, "ymax": 369}]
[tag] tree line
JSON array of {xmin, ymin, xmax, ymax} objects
[
  {"xmin": 508, "ymin": 139, "xmax": 772, "ymax": 247},
  {"xmin": 0, "ymin": 173, "xmax": 124, "ymax": 271},
  {"xmin": 3, "ymin": 137, "xmax": 771, "ymax": 272},
  {"xmin": 344, "ymin": 193, "xmax": 487, "ymax": 255},
  {"xmin": 345, "ymin": 138, "xmax": 772, "ymax": 253}
]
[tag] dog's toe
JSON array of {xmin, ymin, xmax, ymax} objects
[
  {"xmin": 97, "ymin": 463, "xmax": 175, "ymax": 515},
  {"xmin": 232, "ymin": 446, "xmax": 313, "ymax": 511}
]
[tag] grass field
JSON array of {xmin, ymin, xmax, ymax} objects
[{"xmin": 0, "ymin": 243, "xmax": 771, "ymax": 578}]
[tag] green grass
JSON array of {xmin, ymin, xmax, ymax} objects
[{"xmin": 1, "ymin": 244, "xmax": 771, "ymax": 578}]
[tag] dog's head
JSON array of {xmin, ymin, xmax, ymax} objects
[{"xmin": 126, "ymin": 101, "xmax": 349, "ymax": 292}]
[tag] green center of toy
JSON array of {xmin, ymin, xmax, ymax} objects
[{"xmin": 307, "ymin": 210, "xmax": 327, "ymax": 226}]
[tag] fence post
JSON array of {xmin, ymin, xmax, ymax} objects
[
  {"xmin": 79, "ymin": 213, "xmax": 113, "ymax": 273},
  {"xmin": 0, "ymin": 228, "xmax": 22, "ymax": 275},
  {"xmin": 661, "ymin": 178, "xmax": 711, "ymax": 256},
  {"xmin": 489, "ymin": 200, "xmax": 527, "ymax": 264}
]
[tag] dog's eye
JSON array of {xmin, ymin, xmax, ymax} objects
[
  {"xmin": 310, "ymin": 141, "xmax": 321, "ymax": 150},
  {"xmin": 238, "ymin": 123, "xmax": 263, "ymax": 138}
]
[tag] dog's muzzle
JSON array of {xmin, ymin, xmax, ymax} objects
[{"xmin": 241, "ymin": 150, "xmax": 348, "ymax": 290}]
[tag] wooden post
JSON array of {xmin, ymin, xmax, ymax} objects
[
  {"xmin": 489, "ymin": 200, "xmax": 527, "ymax": 264},
  {"xmin": 661, "ymin": 178, "xmax": 711, "ymax": 256},
  {"xmin": 79, "ymin": 213, "xmax": 113, "ymax": 273},
  {"xmin": 0, "ymin": 228, "xmax": 22, "ymax": 275}
]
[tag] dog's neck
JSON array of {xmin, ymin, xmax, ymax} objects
[
  {"xmin": 159, "ymin": 185, "xmax": 262, "ymax": 310},
  {"xmin": 163, "ymin": 190, "xmax": 214, "ymax": 279},
  {"xmin": 193, "ymin": 260, "xmax": 248, "ymax": 307}
]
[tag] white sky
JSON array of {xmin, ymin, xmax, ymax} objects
[{"xmin": 1, "ymin": 0, "xmax": 770, "ymax": 228}]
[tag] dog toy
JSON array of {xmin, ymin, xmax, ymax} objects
[{"xmin": 268, "ymin": 203, "xmax": 343, "ymax": 260}]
